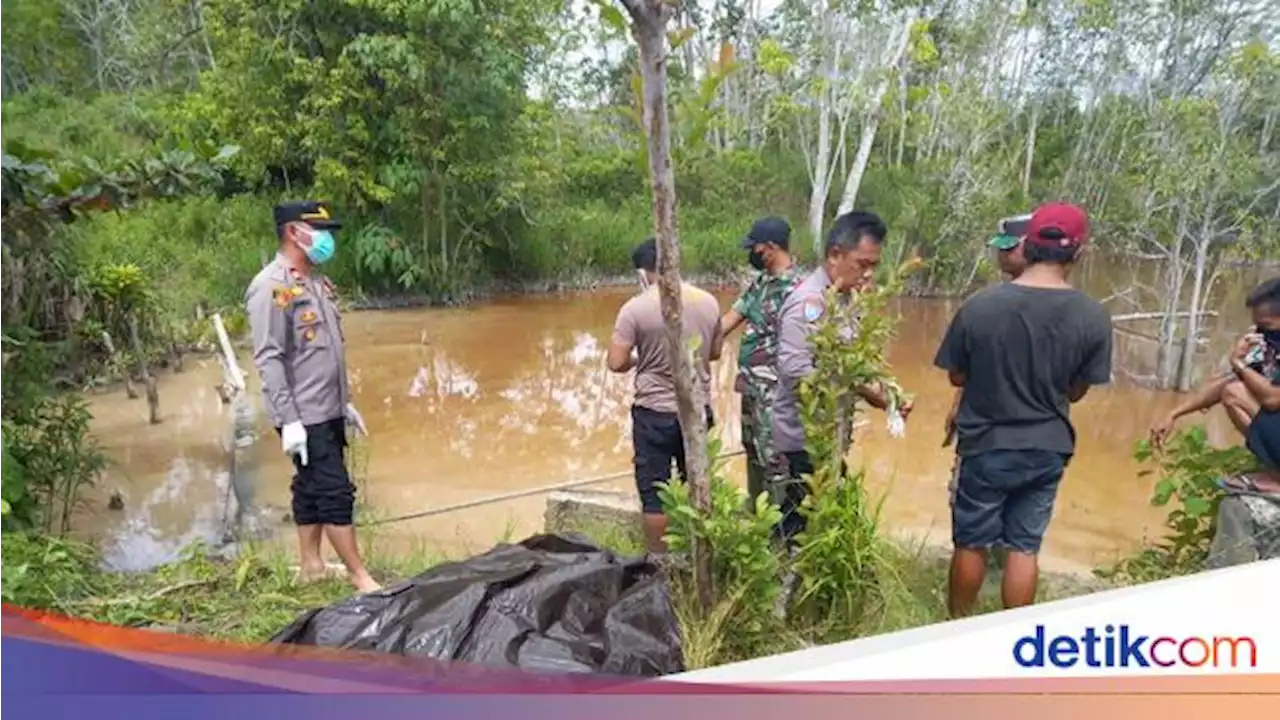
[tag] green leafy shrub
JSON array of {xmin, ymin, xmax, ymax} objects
[
  {"xmin": 1, "ymin": 333, "xmax": 103, "ymax": 534},
  {"xmin": 3, "ymin": 394, "xmax": 106, "ymax": 535},
  {"xmin": 789, "ymin": 259, "xmax": 923, "ymax": 635},
  {"xmin": 69, "ymin": 194, "xmax": 274, "ymax": 322},
  {"xmin": 659, "ymin": 438, "xmax": 785, "ymax": 660},
  {"xmin": 1, "ymin": 532, "xmax": 101, "ymax": 609},
  {"xmin": 2, "ymin": 428, "xmax": 36, "ymax": 528},
  {"xmin": 1097, "ymin": 427, "xmax": 1259, "ymax": 583},
  {"xmin": 349, "ymin": 223, "xmax": 423, "ymax": 294}
]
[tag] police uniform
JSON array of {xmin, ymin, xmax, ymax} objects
[
  {"xmin": 771, "ymin": 266, "xmax": 858, "ymax": 542},
  {"xmin": 245, "ymin": 201, "xmax": 355, "ymax": 527}
]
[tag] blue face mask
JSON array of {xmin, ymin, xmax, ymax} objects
[{"xmin": 302, "ymin": 229, "xmax": 336, "ymax": 265}]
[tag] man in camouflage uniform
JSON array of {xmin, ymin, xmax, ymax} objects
[{"xmin": 721, "ymin": 217, "xmax": 804, "ymax": 510}]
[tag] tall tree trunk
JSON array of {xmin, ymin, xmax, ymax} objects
[
  {"xmin": 128, "ymin": 313, "xmax": 161, "ymax": 425},
  {"xmin": 1261, "ymin": 107, "xmax": 1274, "ymax": 155},
  {"xmin": 895, "ymin": 68, "xmax": 908, "ymax": 167},
  {"xmin": 1022, "ymin": 107, "xmax": 1039, "ymax": 196},
  {"xmin": 1178, "ymin": 197, "xmax": 1219, "ymax": 391},
  {"xmin": 808, "ymin": 65, "xmax": 833, "ymax": 252},
  {"xmin": 439, "ymin": 175, "xmax": 449, "ymax": 273},
  {"xmin": 1175, "ymin": 271, "xmax": 1202, "ymax": 390},
  {"xmin": 835, "ymin": 12, "xmax": 914, "ymax": 215},
  {"xmin": 194, "ymin": 0, "xmax": 218, "ymax": 70},
  {"xmin": 619, "ymin": 0, "xmax": 712, "ymax": 612},
  {"xmin": 1156, "ymin": 212, "xmax": 1188, "ymax": 388}
]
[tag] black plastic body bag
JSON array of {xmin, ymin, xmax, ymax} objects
[{"xmin": 270, "ymin": 534, "xmax": 685, "ymax": 677}]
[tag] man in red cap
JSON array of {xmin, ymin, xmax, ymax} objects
[{"xmin": 933, "ymin": 202, "xmax": 1113, "ymax": 617}]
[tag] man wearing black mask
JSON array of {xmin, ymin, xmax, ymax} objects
[
  {"xmin": 1151, "ymin": 277, "xmax": 1280, "ymax": 494},
  {"xmin": 721, "ymin": 217, "xmax": 804, "ymax": 509}
]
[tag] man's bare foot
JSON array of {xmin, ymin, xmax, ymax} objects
[
  {"xmin": 1220, "ymin": 471, "xmax": 1280, "ymax": 496},
  {"xmin": 1248, "ymin": 471, "xmax": 1280, "ymax": 495},
  {"xmin": 350, "ymin": 572, "xmax": 382, "ymax": 594}
]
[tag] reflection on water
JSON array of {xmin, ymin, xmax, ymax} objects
[
  {"xmin": 81, "ymin": 361, "xmax": 264, "ymax": 570},
  {"xmin": 82, "ymin": 262, "xmax": 1267, "ymax": 573},
  {"xmin": 99, "ymin": 457, "xmax": 234, "ymax": 571}
]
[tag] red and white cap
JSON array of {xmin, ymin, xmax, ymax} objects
[{"xmin": 1025, "ymin": 202, "xmax": 1089, "ymax": 249}]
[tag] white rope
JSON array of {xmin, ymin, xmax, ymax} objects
[{"xmin": 357, "ymin": 449, "xmax": 746, "ymax": 528}]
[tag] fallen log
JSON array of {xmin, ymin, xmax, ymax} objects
[{"xmin": 1111, "ymin": 310, "xmax": 1219, "ymax": 322}]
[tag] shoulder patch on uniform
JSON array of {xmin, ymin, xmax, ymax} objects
[
  {"xmin": 802, "ymin": 295, "xmax": 825, "ymax": 323},
  {"xmin": 272, "ymin": 286, "xmax": 293, "ymax": 308}
]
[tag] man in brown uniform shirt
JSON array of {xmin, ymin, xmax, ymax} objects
[{"xmin": 607, "ymin": 238, "xmax": 724, "ymax": 553}]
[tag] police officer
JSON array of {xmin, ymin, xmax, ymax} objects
[
  {"xmin": 245, "ymin": 201, "xmax": 379, "ymax": 593},
  {"xmin": 772, "ymin": 210, "xmax": 912, "ymax": 543}
]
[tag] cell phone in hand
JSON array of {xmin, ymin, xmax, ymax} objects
[{"xmin": 1243, "ymin": 338, "xmax": 1266, "ymax": 369}]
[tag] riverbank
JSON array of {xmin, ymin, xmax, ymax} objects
[
  {"xmin": 73, "ymin": 269, "xmax": 744, "ymax": 396},
  {"xmin": 0, "ymin": 496, "xmax": 1110, "ymax": 656},
  {"xmin": 343, "ymin": 269, "xmax": 748, "ymax": 311}
]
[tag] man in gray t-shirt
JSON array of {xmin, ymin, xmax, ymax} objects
[
  {"xmin": 934, "ymin": 202, "xmax": 1112, "ymax": 618},
  {"xmin": 607, "ymin": 238, "xmax": 723, "ymax": 553}
]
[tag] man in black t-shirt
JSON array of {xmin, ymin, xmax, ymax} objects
[
  {"xmin": 944, "ymin": 214, "xmax": 1031, "ymax": 446},
  {"xmin": 934, "ymin": 202, "xmax": 1113, "ymax": 617}
]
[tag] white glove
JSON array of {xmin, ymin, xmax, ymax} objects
[
  {"xmin": 887, "ymin": 410, "xmax": 906, "ymax": 439},
  {"xmin": 345, "ymin": 403, "xmax": 368, "ymax": 437},
  {"xmin": 281, "ymin": 421, "xmax": 308, "ymax": 466},
  {"xmin": 885, "ymin": 396, "xmax": 907, "ymax": 439}
]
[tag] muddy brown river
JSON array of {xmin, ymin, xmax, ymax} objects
[{"xmin": 80, "ymin": 263, "xmax": 1267, "ymax": 576}]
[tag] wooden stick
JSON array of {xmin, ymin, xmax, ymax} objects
[
  {"xmin": 212, "ymin": 313, "xmax": 246, "ymax": 392},
  {"xmin": 128, "ymin": 314, "xmax": 161, "ymax": 425},
  {"xmin": 65, "ymin": 579, "xmax": 213, "ymax": 607},
  {"xmin": 169, "ymin": 320, "xmax": 185, "ymax": 373},
  {"xmin": 102, "ymin": 331, "xmax": 138, "ymax": 399},
  {"xmin": 1113, "ymin": 325, "xmax": 1161, "ymax": 342}
]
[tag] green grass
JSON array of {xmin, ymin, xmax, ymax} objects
[
  {"xmin": 0, "ymin": 413, "xmax": 1150, "ymax": 668},
  {"xmin": 0, "ymin": 530, "xmax": 444, "ymax": 643},
  {"xmin": 560, "ymin": 515, "xmax": 1109, "ymax": 670},
  {"xmin": 0, "ymin": 499, "xmax": 1109, "ymax": 660}
]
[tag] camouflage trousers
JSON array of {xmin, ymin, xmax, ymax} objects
[{"xmin": 740, "ymin": 372, "xmax": 790, "ymax": 511}]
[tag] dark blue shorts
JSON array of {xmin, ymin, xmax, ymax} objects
[
  {"xmin": 1247, "ymin": 409, "xmax": 1280, "ymax": 470},
  {"xmin": 951, "ymin": 449, "xmax": 1068, "ymax": 555},
  {"xmin": 631, "ymin": 404, "xmax": 714, "ymax": 514}
]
